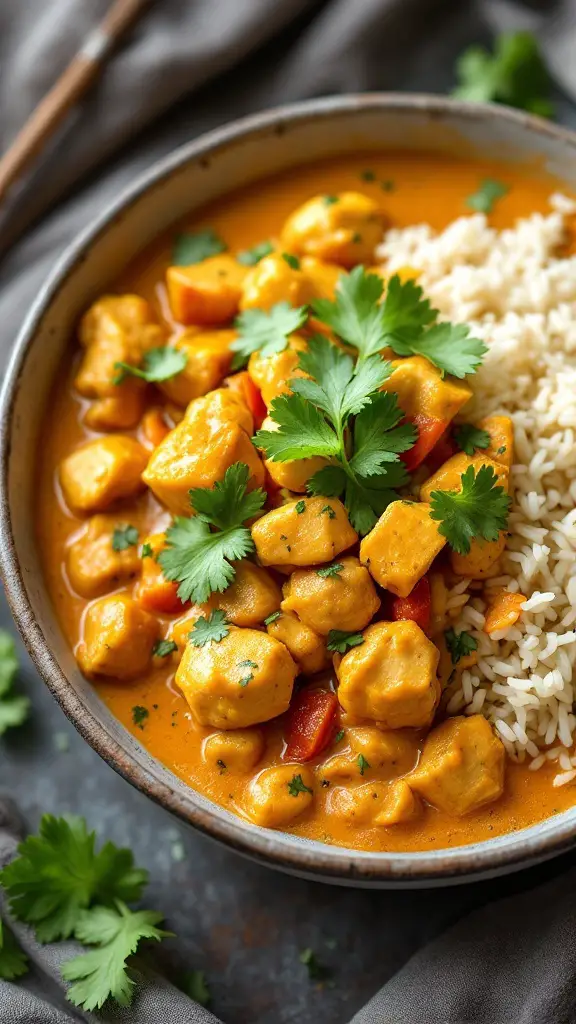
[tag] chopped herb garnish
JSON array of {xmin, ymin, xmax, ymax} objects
[
  {"xmin": 288, "ymin": 774, "xmax": 313, "ymax": 797},
  {"xmin": 453, "ymin": 31, "xmax": 553, "ymax": 118},
  {"xmin": 300, "ymin": 947, "xmax": 331, "ymax": 982},
  {"xmin": 189, "ymin": 610, "xmax": 230, "ymax": 647},
  {"xmin": 334, "ymin": 729, "xmax": 345, "ymax": 744},
  {"xmin": 132, "ymin": 706, "xmax": 149, "ymax": 730},
  {"xmin": 141, "ymin": 542, "xmax": 153, "ymax": 559},
  {"xmin": 327, "ymin": 630, "xmax": 364, "ymax": 654},
  {"xmin": 445, "ymin": 627, "xmax": 479, "ymax": 665},
  {"xmin": 172, "ymin": 228, "xmax": 227, "ymax": 266},
  {"xmin": 320, "ymin": 505, "xmax": 336, "ymax": 519},
  {"xmin": 230, "ymin": 302, "xmax": 308, "ymax": 369},
  {"xmin": 237, "ymin": 240, "xmax": 274, "ymax": 266},
  {"xmin": 429, "ymin": 464, "xmax": 511, "ymax": 555},
  {"xmin": 360, "ymin": 169, "xmax": 376, "ymax": 181},
  {"xmin": 454, "ymin": 424, "xmax": 491, "ymax": 456},
  {"xmin": 352, "ymin": 232, "xmax": 362, "ymax": 244},
  {"xmin": 114, "ymin": 346, "xmax": 187, "ymax": 385},
  {"xmin": 111, "ymin": 524, "xmax": 138, "ymax": 552},
  {"xmin": 357, "ymin": 753, "xmax": 370, "ymax": 776},
  {"xmin": 323, "ymin": 195, "xmax": 339, "ymax": 206},
  {"xmin": 316, "ymin": 563, "xmax": 344, "ymax": 579},
  {"xmin": 497, "ymin": 445, "xmax": 507, "ymax": 455},
  {"xmin": 466, "ymin": 178, "xmax": 509, "ymax": 214},
  {"xmin": 238, "ymin": 659, "xmax": 258, "ymax": 669},
  {"xmin": 238, "ymin": 673, "xmax": 253, "ymax": 688},
  {"xmin": 0, "ymin": 630, "xmax": 30, "ymax": 735},
  {"xmin": 282, "ymin": 252, "xmax": 301, "ymax": 270},
  {"xmin": 264, "ymin": 611, "xmax": 281, "ymax": 626},
  {"xmin": 159, "ymin": 462, "xmax": 266, "ymax": 604},
  {"xmin": 295, "ymin": 500, "xmax": 306, "ymax": 514},
  {"xmin": 152, "ymin": 640, "xmax": 178, "ymax": 658},
  {"xmin": 381, "ymin": 179, "xmax": 395, "ymax": 191}
]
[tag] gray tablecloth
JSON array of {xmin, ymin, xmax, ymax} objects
[{"xmin": 1, "ymin": 1, "xmax": 576, "ymax": 1022}]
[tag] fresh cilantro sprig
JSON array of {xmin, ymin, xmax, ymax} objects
[
  {"xmin": 159, "ymin": 463, "xmax": 266, "ymax": 604},
  {"xmin": 114, "ymin": 346, "xmax": 187, "ymax": 384},
  {"xmin": 313, "ymin": 268, "xmax": 486, "ymax": 379},
  {"xmin": 0, "ymin": 920, "xmax": 28, "ymax": 981},
  {"xmin": 445, "ymin": 628, "xmax": 479, "ymax": 665},
  {"xmin": 255, "ymin": 335, "xmax": 415, "ymax": 534},
  {"xmin": 326, "ymin": 630, "xmax": 364, "ymax": 654},
  {"xmin": 430, "ymin": 464, "xmax": 511, "ymax": 555},
  {"xmin": 230, "ymin": 302, "xmax": 307, "ymax": 369},
  {"xmin": 172, "ymin": 228, "xmax": 227, "ymax": 265},
  {"xmin": 453, "ymin": 32, "xmax": 553, "ymax": 118},
  {"xmin": 189, "ymin": 610, "xmax": 230, "ymax": 647},
  {"xmin": 62, "ymin": 902, "xmax": 169, "ymax": 1011},
  {"xmin": 454, "ymin": 424, "xmax": 491, "ymax": 456},
  {"xmin": 0, "ymin": 630, "xmax": 30, "ymax": 735},
  {"xmin": 0, "ymin": 815, "xmax": 147, "ymax": 943}
]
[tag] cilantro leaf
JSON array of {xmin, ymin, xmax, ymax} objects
[
  {"xmin": 62, "ymin": 902, "xmax": 168, "ymax": 1011},
  {"xmin": 379, "ymin": 274, "xmax": 437, "ymax": 347},
  {"xmin": 295, "ymin": 499, "xmax": 306, "ymax": 514},
  {"xmin": 429, "ymin": 464, "xmax": 512, "ymax": 555},
  {"xmin": 230, "ymin": 302, "xmax": 307, "ymax": 369},
  {"xmin": 111, "ymin": 524, "xmax": 138, "ymax": 552},
  {"xmin": 114, "ymin": 346, "xmax": 188, "ymax": 384},
  {"xmin": 237, "ymin": 241, "xmax": 274, "ymax": 266},
  {"xmin": 327, "ymin": 630, "xmax": 364, "ymax": 654},
  {"xmin": 0, "ymin": 631, "xmax": 30, "ymax": 735},
  {"xmin": 1, "ymin": 815, "xmax": 148, "ymax": 943},
  {"xmin": 282, "ymin": 252, "xmax": 300, "ymax": 269},
  {"xmin": 357, "ymin": 754, "xmax": 370, "ymax": 776},
  {"xmin": 389, "ymin": 321, "xmax": 487, "ymax": 380},
  {"xmin": 316, "ymin": 563, "xmax": 344, "ymax": 579},
  {"xmin": 190, "ymin": 610, "xmax": 230, "ymax": 647},
  {"xmin": 180, "ymin": 968, "xmax": 211, "ymax": 1006},
  {"xmin": 131, "ymin": 706, "xmax": 149, "ymax": 729},
  {"xmin": 342, "ymin": 472, "xmax": 403, "ymax": 535},
  {"xmin": 312, "ymin": 267, "xmax": 389, "ymax": 361},
  {"xmin": 0, "ymin": 921, "xmax": 28, "ymax": 981},
  {"xmin": 292, "ymin": 336, "xmax": 391, "ymax": 421},
  {"xmin": 466, "ymin": 179, "xmax": 509, "ymax": 214},
  {"xmin": 287, "ymin": 774, "xmax": 313, "ymax": 796},
  {"xmin": 445, "ymin": 628, "xmax": 479, "ymax": 665},
  {"xmin": 264, "ymin": 611, "xmax": 281, "ymax": 626},
  {"xmin": 454, "ymin": 424, "xmax": 491, "ymax": 456},
  {"xmin": 152, "ymin": 639, "xmax": 178, "ymax": 658},
  {"xmin": 159, "ymin": 463, "xmax": 266, "ymax": 604},
  {"xmin": 172, "ymin": 229, "xmax": 227, "ymax": 266},
  {"xmin": 141, "ymin": 542, "xmax": 153, "ymax": 558},
  {"xmin": 256, "ymin": 394, "xmax": 341, "ymax": 462},
  {"xmin": 453, "ymin": 32, "xmax": 553, "ymax": 117},
  {"xmin": 349, "ymin": 392, "xmax": 416, "ymax": 476}
]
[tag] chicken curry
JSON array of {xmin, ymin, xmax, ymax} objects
[{"xmin": 37, "ymin": 153, "xmax": 576, "ymax": 853}]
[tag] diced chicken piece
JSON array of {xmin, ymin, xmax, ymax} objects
[
  {"xmin": 347, "ymin": 726, "xmax": 419, "ymax": 776},
  {"xmin": 166, "ymin": 255, "xmax": 247, "ymax": 325},
  {"xmin": 259, "ymin": 416, "xmax": 328, "ymax": 493},
  {"xmin": 336, "ymin": 621, "xmax": 440, "ymax": 729},
  {"xmin": 374, "ymin": 780, "xmax": 421, "ymax": 826},
  {"xmin": 59, "ymin": 437, "xmax": 148, "ymax": 515},
  {"xmin": 450, "ymin": 534, "xmax": 506, "ymax": 579},
  {"xmin": 158, "ymin": 329, "xmax": 235, "ymax": 406},
  {"xmin": 248, "ymin": 334, "xmax": 307, "ymax": 408},
  {"xmin": 359, "ymin": 500, "xmax": 446, "ymax": 598},
  {"xmin": 202, "ymin": 728, "xmax": 264, "ymax": 774},
  {"xmin": 281, "ymin": 556, "xmax": 380, "ymax": 635},
  {"xmin": 300, "ymin": 256, "xmax": 344, "ymax": 300},
  {"xmin": 419, "ymin": 451, "xmax": 508, "ymax": 503},
  {"xmin": 142, "ymin": 412, "xmax": 264, "ymax": 516},
  {"xmin": 410, "ymin": 715, "xmax": 505, "ymax": 816},
  {"xmin": 281, "ymin": 192, "xmax": 385, "ymax": 267},
  {"xmin": 240, "ymin": 253, "xmax": 311, "ymax": 310},
  {"xmin": 266, "ymin": 610, "xmax": 329, "ymax": 676},
  {"xmin": 477, "ymin": 415, "xmax": 514, "ymax": 469},
  {"xmin": 176, "ymin": 627, "xmax": 297, "ymax": 729},
  {"xmin": 136, "ymin": 533, "xmax": 187, "ymax": 615},
  {"xmin": 328, "ymin": 781, "xmax": 392, "ymax": 827},
  {"xmin": 244, "ymin": 764, "xmax": 314, "ymax": 827},
  {"xmin": 76, "ymin": 594, "xmax": 159, "ymax": 679},
  {"xmin": 66, "ymin": 515, "xmax": 141, "ymax": 598},
  {"xmin": 75, "ymin": 294, "xmax": 164, "ymax": 431},
  {"xmin": 209, "ymin": 560, "xmax": 281, "ymax": 627},
  {"xmin": 252, "ymin": 496, "xmax": 357, "ymax": 568},
  {"xmin": 183, "ymin": 387, "xmax": 254, "ymax": 436},
  {"xmin": 381, "ymin": 357, "xmax": 472, "ymax": 423}
]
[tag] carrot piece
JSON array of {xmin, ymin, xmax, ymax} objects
[
  {"xmin": 137, "ymin": 533, "xmax": 188, "ymax": 615},
  {"xmin": 140, "ymin": 407, "xmax": 170, "ymax": 448},
  {"xmin": 401, "ymin": 415, "xmax": 450, "ymax": 472},
  {"xmin": 391, "ymin": 576, "xmax": 431, "ymax": 632},
  {"xmin": 484, "ymin": 591, "xmax": 526, "ymax": 634},
  {"xmin": 283, "ymin": 688, "xmax": 338, "ymax": 762}
]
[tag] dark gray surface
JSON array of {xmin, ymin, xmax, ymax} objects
[{"xmin": 2, "ymin": 9, "xmax": 576, "ymax": 1024}]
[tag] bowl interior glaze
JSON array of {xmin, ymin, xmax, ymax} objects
[{"xmin": 3, "ymin": 95, "xmax": 576, "ymax": 887}]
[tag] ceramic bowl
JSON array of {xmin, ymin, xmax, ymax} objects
[{"xmin": 3, "ymin": 95, "xmax": 576, "ymax": 887}]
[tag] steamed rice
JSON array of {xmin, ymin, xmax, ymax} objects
[{"xmin": 376, "ymin": 195, "xmax": 576, "ymax": 783}]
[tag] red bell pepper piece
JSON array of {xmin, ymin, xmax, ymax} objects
[
  {"xmin": 391, "ymin": 575, "xmax": 431, "ymax": 632},
  {"xmin": 224, "ymin": 371, "xmax": 267, "ymax": 429},
  {"xmin": 401, "ymin": 414, "xmax": 449, "ymax": 472},
  {"xmin": 283, "ymin": 688, "xmax": 338, "ymax": 762},
  {"xmin": 424, "ymin": 431, "xmax": 459, "ymax": 475}
]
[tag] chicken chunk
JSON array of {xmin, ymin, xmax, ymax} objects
[
  {"xmin": 336, "ymin": 621, "xmax": 440, "ymax": 729},
  {"xmin": 359, "ymin": 500, "xmax": 446, "ymax": 598},
  {"xmin": 281, "ymin": 192, "xmax": 384, "ymax": 267},
  {"xmin": 381, "ymin": 356, "xmax": 472, "ymax": 424},
  {"xmin": 347, "ymin": 726, "xmax": 419, "ymax": 777},
  {"xmin": 75, "ymin": 294, "xmax": 164, "ymax": 431},
  {"xmin": 266, "ymin": 610, "xmax": 329, "ymax": 676},
  {"xmin": 202, "ymin": 728, "xmax": 264, "ymax": 774},
  {"xmin": 260, "ymin": 416, "xmax": 328, "ymax": 493},
  {"xmin": 209, "ymin": 560, "xmax": 281, "ymax": 627},
  {"xmin": 176, "ymin": 627, "xmax": 297, "ymax": 729},
  {"xmin": 248, "ymin": 334, "xmax": 307, "ymax": 408},
  {"xmin": 183, "ymin": 387, "xmax": 254, "ymax": 436},
  {"xmin": 419, "ymin": 451, "xmax": 508, "ymax": 503},
  {"xmin": 329, "ymin": 779, "xmax": 421, "ymax": 828},
  {"xmin": 66, "ymin": 515, "xmax": 141, "ymax": 598},
  {"xmin": 281, "ymin": 556, "xmax": 380, "ymax": 635},
  {"xmin": 252, "ymin": 496, "xmax": 357, "ymax": 568},
  {"xmin": 59, "ymin": 436, "xmax": 148, "ymax": 515},
  {"xmin": 76, "ymin": 594, "xmax": 159, "ymax": 679},
  {"xmin": 374, "ymin": 780, "xmax": 421, "ymax": 826},
  {"xmin": 450, "ymin": 534, "xmax": 507, "ymax": 579},
  {"xmin": 244, "ymin": 764, "xmax": 314, "ymax": 827},
  {"xmin": 158, "ymin": 329, "xmax": 235, "ymax": 406},
  {"xmin": 476, "ymin": 415, "xmax": 514, "ymax": 469},
  {"xmin": 300, "ymin": 256, "xmax": 344, "ymax": 301},
  {"xmin": 166, "ymin": 255, "xmax": 247, "ymax": 325},
  {"xmin": 240, "ymin": 253, "xmax": 311, "ymax": 310},
  {"xmin": 410, "ymin": 715, "xmax": 505, "ymax": 816}
]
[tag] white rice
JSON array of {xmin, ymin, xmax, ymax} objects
[{"xmin": 376, "ymin": 194, "xmax": 576, "ymax": 781}]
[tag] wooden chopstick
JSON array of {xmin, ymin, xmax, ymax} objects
[{"xmin": 0, "ymin": 0, "xmax": 151, "ymax": 204}]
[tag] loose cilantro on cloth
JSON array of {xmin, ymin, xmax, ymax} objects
[
  {"xmin": 0, "ymin": 921, "xmax": 28, "ymax": 981},
  {"xmin": 445, "ymin": 628, "xmax": 479, "ymax": 665},
  {"xmin": 454, "ymin": 424, "xmax": 491, "ymax": 455},
  {"xmin": 466, "ymin": 179, "xmax": 509, "ymax": 214},
  {"xmin": 230, "ymin": 302, "xmax": 307, "ymax": 368},
  {"xmin": 172, "ymin": 229, "xmax": 227, "ymax": 265},
  {"xmin": 430, "ymin": 464, "xmax": 511, "ymax": 555},
  {"xmin": 453, "ymin": 32, "xmax": 553, "ymax": 117},
  {"xmin": 159, "ymin": 463, "xmax": 266, "ymax": 604},
  {"xmin": 114, "ymin": 346, "xmax": 187, "ymax": 384},
  {"xmin": 0, "ymin": 630, "xmax": 30, "ymax": 735}
]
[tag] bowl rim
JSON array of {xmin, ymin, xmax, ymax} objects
[{"xmin": 3, "ymin": 92, "xmax": 576, "ymax": 885}]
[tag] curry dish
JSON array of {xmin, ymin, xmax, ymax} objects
[{"xmin": 38, "ymin": 154, "xmax": 576, "ymax": 852}]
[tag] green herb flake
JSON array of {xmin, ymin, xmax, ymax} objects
[
  {"xmin": 497, "ymin": 445, "xmax": 507, "ymax": 455},
  {"xmin": 114, "ymin": 346, "xmax": 187, "ymax": 385},
  {"xmin": 172, "ymin": 228, "xmax": 227, "ymax": 266},
  {"xmin": 237, "ymin": 240, "xmax": 274, "ymax": 266},
  {"xmin": 334, "ymin": 729, "xmax": 345, "ymax": 744},
  {"xmin": 132, "ymin": 706, "xmax": 149, "ymax": 730},
  {"xmin": 466, "ymin": 178, "xmax": 509, "ymax": 214},
  {"xmin": 360, "ymin": 169, "xmax": 376, "ymax": 181},
  {"xmin": 316, "ymin": 563, "xmax": 344, "ymax": 579},
  {"xmin": 357, "ymin": 753, "xmax": 370, "ymax": 776},
  {"xmin": 445, "ymin": 628, "xmax": 479, "ymax": 665},
  {"xmin": 454, "ymin": 424, "xmax": 491, "ymax": 456},
  {"xmin": 381, "ymin": 179, "xmax": 395, "ymax": 191},
  {"xmin": 152, "ymin": 639, "xmax": 178, "ymax": 659},
  {"xmin": 111, "ymin": 525, "xmax": 139, "ymax": 552},
  {"xmin": 288, "ymin": 774, "xmax": 313, "ymax": 797},
  {"xmin": 264, "ymin": 611, "xmax": 281, "ymax": 626},
  {"xmin": 320, "ymin": 505, "xmax": 336, "ymax": 519},
  {"xmin": 327, "ymin": 630, "xmax": 364, "ymax": 654},
  {"xmin": 323, "ymin": 195, "xmax": 339, "ymax": 206},
  {"xmin": 295, "ymin": 499, "xmax": 307, "ymax": 514},
  {"xmin": 282, "ymin": 252, "xmax": 301, "ymax": 270},
  {"xmin": 189, "ymin": 610, "xmax": 230, "ymax": 647},
  {"xmin": 141, "ymin": 542, "xmax": 153, "ymax": 559}
]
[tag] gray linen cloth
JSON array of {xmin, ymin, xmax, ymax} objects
[{"xmin": 1, "ymin": 1, "xmax": 576, "ymax": 1022}]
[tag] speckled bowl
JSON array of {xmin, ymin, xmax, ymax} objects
[{"xmin": 2, "ymin": 95, "xmax": 576, "ymax": 887}]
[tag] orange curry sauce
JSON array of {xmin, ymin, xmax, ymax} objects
[{"xmin": 37, "ymin": 153, "xmax": 576, "ymax": 852}]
